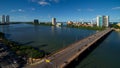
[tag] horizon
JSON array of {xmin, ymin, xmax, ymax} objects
[{"xmin": 0, "ymin": 0, "xmax": 120, "ymax": 22}]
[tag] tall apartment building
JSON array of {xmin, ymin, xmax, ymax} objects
[
  {"xmin": 2, "ymin": 15, "xmax": 5, "ymax": 24},
  {"xmin": 6, "ymin": 15, "xmax": 10, "ymax": 24},
  {"xmin": 52, "ymin": 18, "xmax": 56, "ymax": 25},
  {"xmin": 34, "ymin": 19, "xmax": 39, "ymax": 24},
  {"xmin": 97, "ymin": 15, "xmax": 109, "ymax": 27},
  {"xmin": 103, "ymin": 16, "xmax": 109, "ymax": 27},
  {"xmin": 1, "ymin": 15, "xmax": 10, "ymax": 24}
]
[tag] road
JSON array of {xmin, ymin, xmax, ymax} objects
[{"xmin": 26, "ymin": 28, "xmax": 112, "ymax": 68}]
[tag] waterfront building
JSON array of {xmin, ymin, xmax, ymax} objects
[
  {"xmin": 6, "ymin": 15, "xmax": 10, "ymax": 24},
  {"xmin": 2, "ymin": 15, "xmax": 5, "ymax": 24},
  {"xmin": 34, "ymin": 19, "xmax": 39, "ymax": 24},
  {"xmin": 52, "ymin": 18, "xmax": 56, "ymax": 25},
  {"xmin": 97, "ymin": 16, "xmax": 103, "ymax": 27},
  {"xmin": 67, "ymin": 21, "xmax": 73, "ymax": 25},
  {"xmin": 82, "ymin": 20, "xmax": 84, "ymax": 24},
  {"xmin": 103, "ymin": 16, "xmax": 109, "ymax": 27},
  {"xmin": 97, "ymin": 15, "xmax": 109, "ymax": 27},
  {"xmin": 91, "ymin": 20, "xmax": 94, "ymax": 27},
  {"xmin": 56, "ymin": 23, "xmax": 62, "ymax": 27}
]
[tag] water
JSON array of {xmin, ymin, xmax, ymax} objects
[
  {"xmin": 1, "ymin": 24, "xmax": 120, "ymax": 68},
  {"xmin": 0, "ymin": 24, "xmax": 95, "ymax": 53},
  {"xmin": 76, "ymin": 31, "xmax": 120, "ymax": 68}
]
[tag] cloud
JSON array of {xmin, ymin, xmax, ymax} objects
[
  {"xmin": 38, "ymin": 1, "xmax": 50, "ymax": 6},
  {"xmin": 11, "ymin": 10, "xmax": 16, "ymax": 12},
  {"xmin": 18, "ymin": 9, "xmax": 25, "ymax": 12},
  {"xmin": 87, "ymin": 8, "xmax": 94, "ymax": 11},
  {"xmin": 48, "ymin": 14, "xmax": 52, "ymax": 18},
  {"xmin": 112, "ymin": 7, "xmax": 120, "ymax": 10},
  {"xmin": 31, "ymin": 8, "xmax": 35, "ymax": 10},
  {"xmin": 77, "ymin": 8, "xmax": 94, "ymax": 12},
  {"xmin": 29, "ymin": 0, "xmax": 38, "ymax": 2},
  {"xmin": 29, "ymin": 0, "xmax": 59, "ymax": 6},
  {"xmin": 11, "ymin": 9, "xmax": 25, "ymax": 12},
  {"xmin": 77, "ymin": 9, "xmax": 82, "ymax": 11},
  {"xmin": 49, "ymin": 0, "xmax": 59, "ymax": 3}
]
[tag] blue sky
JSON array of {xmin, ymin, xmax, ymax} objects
[{"xmin": 0, "ymin": 0, "xmax": 120, "ymax": 22}]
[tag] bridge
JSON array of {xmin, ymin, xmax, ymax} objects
[{"xmin": 26, "ymin": 28, "xmax": 113, "ymax": 68}]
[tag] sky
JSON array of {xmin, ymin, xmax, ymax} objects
[{"xmin": 0, "ymin": 0, "xmax": 120, "ymax": 22}]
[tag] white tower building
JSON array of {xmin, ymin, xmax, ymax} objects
[{"xmin": 52, "ymin": 18, "xmax": 56, "ymax": 25}]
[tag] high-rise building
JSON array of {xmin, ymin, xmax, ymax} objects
[
  {"xmin": 97, "ymin": 16, "xmax": 103, "ymax": 27},
  {"xmin": 103, "ymin": 16, "xmax": 109, "ymax": 27},
  {"xmin": 96, "ymin": 15, "xmax": 109, "ymax": 27},
  {"xmin": 52, "ymin": 18, "xmax": 56, "ymax": 25},
  {"xmin": 34, "ymin": 19, "xmax": 39, "ymax": 24},
  {"xmin": 2, "ymin": 15, "xmax": 5, "ymax": 24},
  {"xmin": 6, "ymin": 15, "xmax": 10, "ymax": 24}
]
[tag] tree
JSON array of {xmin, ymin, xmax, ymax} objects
[
  {"xmin": 0, "ymin": 32, "xmax": 5, "ymax": 39},
  {"xmin": 111, "ymin": 24, "xmax": 120, "ymax": 29},
  {"xmin": 28, "ymin": 49, "xmax": 45, "ymax": 58}
]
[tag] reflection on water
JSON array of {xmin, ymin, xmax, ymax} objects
[
  {"xmin": 117, "ymin": 32, "xmax": 120, "ymax": 37},
  {"xmin": 0, "ymin": 25, "xmax": 10, "ymax": 33}
]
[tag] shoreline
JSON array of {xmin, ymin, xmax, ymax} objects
[
  {"xmin": 0, "ymin": 32, "xmax": 46, "ymax": 67},
  {"xmin": 25, "ymin": 23, "xmax": 106, "ymax": 30},
  {"xmin": 113, "ymin": 28, "xmax": 120, "ymax": 32}
]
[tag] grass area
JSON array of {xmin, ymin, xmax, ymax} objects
[
  {"xmin": 111, "ymin": 24, "xmax": 120, "ymax": 29},
  {"xmin": 67, "ymin": 25, "xmax": 106, "ymax": 30}
]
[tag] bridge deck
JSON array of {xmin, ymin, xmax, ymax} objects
[{"xmin": 26, "ymin": 28, "xmax": 112, "ymax": 68}]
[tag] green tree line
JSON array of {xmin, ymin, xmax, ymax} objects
[{"xmin": 0, "ymin": 32, "xmax": 45, "ymax": 59}]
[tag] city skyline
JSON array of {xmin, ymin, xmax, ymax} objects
[
  {"xmin": 1, "ymin": 15, "xmax": 10, "ymax": 24},
  {"xmin": 0, "ymin": 0, "xmax": 120, "ymax": 22},
  {"xmin": 97, "ymin": 15, "xmax": 109, "ymax": 27}
]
